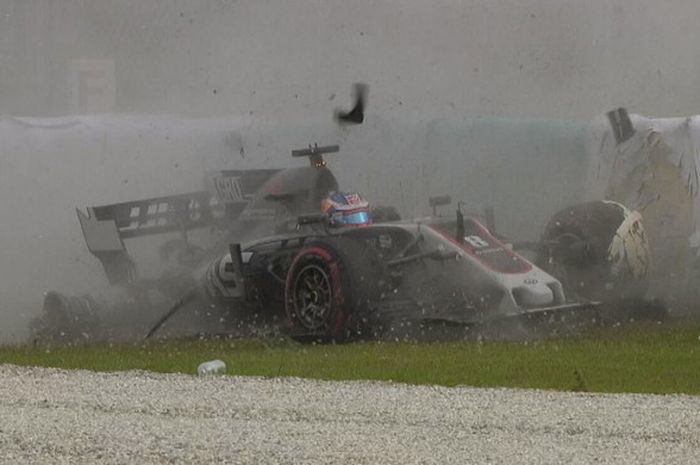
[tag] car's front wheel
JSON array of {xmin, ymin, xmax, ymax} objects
[{"xmin": 285, "ymin": 238, "xmax": 381, "ymax": 342}]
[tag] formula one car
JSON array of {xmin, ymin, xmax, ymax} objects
[
  {"xmin": 208, "ymin": 211, "xmax": 583, "ymax": 342},
  {"xmin": 34, "ymin": 144, "xmax": 653, "ymax": 343}
]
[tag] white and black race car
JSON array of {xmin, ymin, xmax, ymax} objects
[{"xmin": 201, "ymin": 214, "xmax": 574, "ymax": 341}]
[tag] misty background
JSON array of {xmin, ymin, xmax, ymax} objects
[
  {"xmin": 2, "ymin": 0, "xmax": 700, "ymax": 342},
  {"xmin": 4, "ymin": 0, "xmax": 700, "ymax": 118}
]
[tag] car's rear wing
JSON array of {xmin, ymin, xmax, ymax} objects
[{"xmin": 77, "ymin": 169, "xmax": 279, "ymax": 285}]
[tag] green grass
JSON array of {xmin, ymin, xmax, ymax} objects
[{"xmin": 1, "ymin": 322, "xmax": 699, "ymax": 395}]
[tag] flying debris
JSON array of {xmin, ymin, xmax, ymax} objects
[{"xmin": 334, "ymin": 82, "xmax": 368, "ymax": 125}]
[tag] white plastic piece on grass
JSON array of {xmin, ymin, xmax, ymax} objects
[{"xmin": 197, "ymin": 359, "xmax": 226, "ymax": 376}]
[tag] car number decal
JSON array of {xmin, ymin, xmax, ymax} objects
[{"xmin": 464, "ymin": 235, "xmax": 489, "ymax": 248}]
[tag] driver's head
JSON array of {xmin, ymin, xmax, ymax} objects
[{"xmin": 321, "ymin": 191, "xmax": 372, "ymax": 227}]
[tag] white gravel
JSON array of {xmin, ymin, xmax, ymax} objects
[{"xmin": 0, "ymin": 364, "xmax": 698, "ymax": 464}]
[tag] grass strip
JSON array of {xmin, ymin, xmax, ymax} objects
[{"xmin": 1, "ymin": 322, "xmax": 698, "ymax": 395}]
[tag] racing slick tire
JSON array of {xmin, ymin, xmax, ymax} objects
[
  {"xmin": 285, "ymin": 238, "xmax": 381, "ymax": 343},
  {"xmin": 538, "ymin": 200, "xmax": 650, "ymax": 303}
]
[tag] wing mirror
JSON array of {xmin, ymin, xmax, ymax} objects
[{"xmin": 429, "ymin": 195, "xmax": 452, "ymax": 216}]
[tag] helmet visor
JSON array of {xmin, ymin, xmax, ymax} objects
[{"xmin": 334, "ymin": 210, "xmax": 371, "ymax": 225}]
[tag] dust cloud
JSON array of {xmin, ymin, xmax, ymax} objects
[
  {"xmin": 1, "ymin": 0, "xmax": 699, "ymax": 342},
  {"xmin": 4, "ymin": 0, "xmax": 700, "ymax": 119}
]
